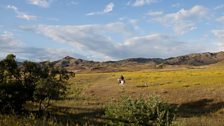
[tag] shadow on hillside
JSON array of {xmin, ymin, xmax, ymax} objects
[
  {"xmin": 44, "ymin": 106, "xmax": 106, "ymax": 125},
  {"xmin": 43, "ymin": 98, "xmax": 224, "ymax": 125},
  {"xmin": 47, "ymin": 98, "xmax": 224, "ymax": 125},
  {"xmin": 49, "ymin": 106, "xmax": 141, "ymax": 125},
  {"xmin": 174, "ymin": 98, "xmax": 224, "ymax": 117}
]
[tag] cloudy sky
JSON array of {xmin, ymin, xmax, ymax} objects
[{"xmin": 0, "ymin": 0, "xmax": 224, "ymax": 61}]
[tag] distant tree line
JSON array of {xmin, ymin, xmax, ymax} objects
[{"xmin": 0, "ymin": 54, "xmax": 74, "ymax": 114}]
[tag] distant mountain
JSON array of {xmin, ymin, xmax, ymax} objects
[
  {"xmin": 52, "ymin": 56, "xmax": 97, "ymax": 67},
  {"xmin": 51, "ymin": 56, "xmax": 100, "ymax": 71},
  {"xmin": 50, "ymin": 56, "xmax": 163, "ymax": 72},
  {"xmin": 39, "ymin": 51, "xmax": 224, "ymax": 72},
  {"xmin": 165, "ymin": 52, "xmax": 224, "ymax": 66},
  {"xmin": 118, "ymin": 58, "xmax": 164, "ymax": 64}
]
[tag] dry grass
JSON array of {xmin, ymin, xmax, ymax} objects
[{"xmin": 60, "ymin": 64, "xmax": 224, "ymax": 125}]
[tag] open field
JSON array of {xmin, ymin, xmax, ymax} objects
[
  {"xmin": 55, "ymin": 63, "xmax": 224, "ymax": 125},
  {"xmin": 2, "ymin": 63, "xmax": 224, "ymax": 125}
]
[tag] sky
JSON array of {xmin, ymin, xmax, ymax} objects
[{"xmin": 0, "ymin": 0, "xmax": 224, "ymax": 61}]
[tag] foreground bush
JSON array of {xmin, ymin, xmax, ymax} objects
[{"xmin": 105, "ymin": 95, "xmax": 176, "ymax": 126}]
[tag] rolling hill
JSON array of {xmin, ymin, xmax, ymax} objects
[{"xmin": 47, "ymin": 51, "xmax": 224, "ymax": 72}]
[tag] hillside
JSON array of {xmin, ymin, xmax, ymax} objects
[
  {"xmin": 47, "ymin": 51, "xmax": 224, "ymax": 72},
  {"xmin": 165, "ymin": 52, "xmax": 224, "ymax": 65}
]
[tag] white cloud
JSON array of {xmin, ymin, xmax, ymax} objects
[
  {"xmin": 216, "ymin": 16, "xmax": 224, "ymax": 23},
  {"xmin": 2, "ymin": 47, "xmax": 85, "ymax": 62},
  {"xmin": 86, "ymin": 2, "xmax": 114, "ymax": 16},
  {"xmin": 0, "ymin": 31, "xmax": 84, "ymax": 61},
  {"xmin": 16, "ymin": 14, "xmax": 37, "ymax": 21},
  {"xmin": 19, "ymin": 22, "xmax": 216, "ymax": 60},
  {"xmin": 118, "ymin": 17, "xmax": 143, "ymax": 33},
  {"xmin": 171, "ymin": 3, "xmax": 180, "ymax": 8},
  {"xmin": 104, "ymin": 2, "xmax": 114, "ymax": 13},
  {"xmin": 149, "ymin": 5, "xmax": 208, "ymax": 34},
  {"xmin": 123, "ymin": 33, "xmax": 217, "ymax": 58},
  {"xmin": 173, "ymin": 22, "xmax": 197, "ymax": 35},
  {"xmin": 15, "ymin": 48, "xmax": 85, "ymax": 61},
  {"xmin": 212, "ymin": 29, "xmax": 224, "ymax": 50},
  {"xmin": 0, "ymin": 31, "xmax": 22, "ymax": 46},
  {"xmin": 214, "ymin": 4, "xmax": 224, "ymax": 10},
  {"xmin": 212, "ymin": 29, "xmax": 224, "ymax": 40},
  {"xmin": 69, "ymin": 1, "xmax": 78, "ymax": 5},
  {"xmin": 7, "ymin": 5, "xmax": 37, "ymax": 20},
  {"xmin": 165, "ymin": 5, "xmax": 207, "ymax": 21},
  {"xmin": 27, "ymin": 0, "xmax": 52, "ymax": 8},
  {"xmin": 19, "ymin": 22, "xmax": 133, "ymax": 60},
  {"xmin": 147, "ymin": 11, "xmax": 163, "ymax": 17},
  {"xmin": 129, "ymin": 19, "xmax": 141, "ymax": 32},
  {"xmin": 0, "ymin": 31, "xmax": 25, "ymax": 58},
  {"xmin": 7, "ymin": 5, "xmax": 17, "ymax": 10},
  {"xmin": 130, "ymin": 0, "xmax": 158, "ymax": 7},
  {"xmin": 122, "ymin": 34, "xmax": 186, "ymax": 58}
]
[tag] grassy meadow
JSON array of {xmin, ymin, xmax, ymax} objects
[{"xmin": 2, "ymin": 63, "xmax": 224, "ymax": 125}]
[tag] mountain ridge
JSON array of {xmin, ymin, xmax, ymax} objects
[{"xmin": 47, "ymin": 51, "xmax": 224, "ymax": 72}]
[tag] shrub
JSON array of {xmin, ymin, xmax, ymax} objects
[
  {"xmin": 156, "ymin": 64, "xmax": 164, "ymax": 69},
  {"xmin": 105, "ymin": 95, "xmax": 176, "ymax": 126}
]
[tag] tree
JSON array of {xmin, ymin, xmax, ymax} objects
[
  {"xmin": 0, "ymin": 54, "xmax": 73, "ymax": 113},
  {"xmin": 20, "ymin": 61, "xmax": 41, "ymax": 101},
  {"xmin": 0, "ymin": 54, "xmax": 19, "ymax": 81},
  {"xmin": 34, "ymin": 78, "xmax": 66, "ymax": 111},
  {"xmin": 0, "ymin": 54, "xmax": 27, "ymax": 113},
  {"xmin": 32, "ymin": 63, "xmax": 69, "ymax": 112},
  {"xmin": 20, "ymin": 61, "xmax": 71, "ymax": 112}
]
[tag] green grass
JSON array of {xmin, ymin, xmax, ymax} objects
[{"xmin": 2, "ymin": 64, "xmax": 224, "ymax": 125}]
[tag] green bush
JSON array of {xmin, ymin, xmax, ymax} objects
[{"xmin": 105, "ymin": 95, "xmax": 176, "ymax": 126}]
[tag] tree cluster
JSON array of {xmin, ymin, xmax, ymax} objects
[{"xmin": 0, "ymin": 54, "xmax": 73, "ymax": 113}]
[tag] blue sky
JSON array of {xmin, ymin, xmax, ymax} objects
[{"xmin": 0, "ymin": 0, "xmax": 224, "ymax": 61}]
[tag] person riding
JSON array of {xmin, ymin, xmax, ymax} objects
[{"xmin": 118, "ymin": 75, "xmax": 125, "ymax": 86}]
